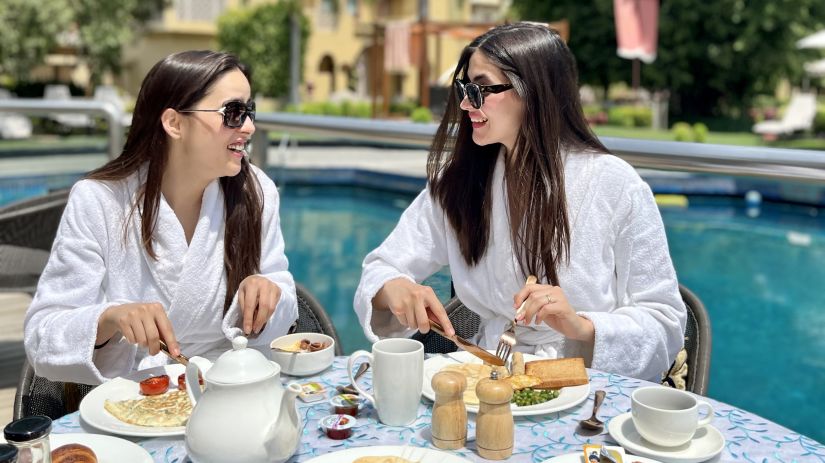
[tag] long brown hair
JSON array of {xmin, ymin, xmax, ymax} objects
[
  {"xmin": 428, "ymin": 23, "xmax": 608, "ymax": 285},
  {"xmin": 86, "ymin": 50, "xmax": 262, "ymax": 312}
]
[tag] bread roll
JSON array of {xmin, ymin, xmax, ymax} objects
[
  {"xmin": 51, "ymin": 443, "xmax": 98, "ymax": 463},
  {"xmin": 524, "ymin": 357, "xmax": 588, "ymax": 389}
]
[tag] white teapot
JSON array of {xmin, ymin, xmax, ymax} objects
[{"xmin": 184, "ymin": 336, "xmax": 303, "ymax": 463}]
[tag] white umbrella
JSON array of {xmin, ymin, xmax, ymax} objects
[
  {"xmin": 803, "ymin": 58, "xmax": 825, "ymax": 77},
  {"xmin": 797, "ymin": 29, "xmax": 825, "ymax": 49}
]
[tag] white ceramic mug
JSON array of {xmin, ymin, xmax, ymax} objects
[
  {"xmin": 631, "ymin": 386, "xmax": 714, "ymax": 447},
  {"xmin": 348, "ymin": 338, "xmax": 424, "ymax": 426}
]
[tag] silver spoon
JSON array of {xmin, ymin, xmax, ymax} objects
[
  {"xmin": 336, "ymin": 362, "xmax": 370, "ymax": 395},
  {"xmin": 579, "ymin": 389, "xmax": 606, "ymax": 431}
]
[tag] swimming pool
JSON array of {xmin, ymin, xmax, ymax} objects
[{"xmin": 279, "ymin": 184, "xmax": 825, "ymax": 445}]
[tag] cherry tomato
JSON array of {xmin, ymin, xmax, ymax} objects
[
  {"xmin": 139, "ymin": 374, "xmax": 169, "ymax": 395},
  {"xmin": 177, "ymin": 373, "xmax": 203, "ymax": 391}
]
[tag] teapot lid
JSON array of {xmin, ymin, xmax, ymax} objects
[{"xmin": 206, "ymin": 336, "xmax": 278, "ymax": 384}]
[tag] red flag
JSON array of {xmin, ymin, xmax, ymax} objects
[{"xmin": 614, "ymin": 0, "xmax": 659, "ymax": 63}]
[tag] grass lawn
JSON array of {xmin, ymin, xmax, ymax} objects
[{"xmin": 592, "ymin": 125, "xmax": 825, "ymax": 151}]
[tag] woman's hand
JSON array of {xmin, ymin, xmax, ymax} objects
[
  {"xmin": 513, "ymin": 284, "xmax": 595, "ymax": 343},
  {"xmin": 97, "ymin": 302, "xmax": 179, "ymax": 356},
  {"xmin": 238, "ymin": 275, "xmax": 282, "ymax": 335},
  {"xmin": 371, "ymin": 278, "xmax": 454, "ymax": 337}
]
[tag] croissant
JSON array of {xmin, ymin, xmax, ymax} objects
[{"xmin": 51, "ymin": 443, "xmax": 98, "ymax": 463}]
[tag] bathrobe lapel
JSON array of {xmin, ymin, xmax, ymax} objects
[{"xmin": 140, "ymin": 181, "xmax": 228, "ymax": 335}]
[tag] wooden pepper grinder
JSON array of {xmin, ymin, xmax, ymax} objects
[
  {"xmin": 475, "ymin": 370, "xmax": 514, "ymax": 460},
  {"xmin": 431, "ymin": 370, "xmax": 468, "ymax": 449}
]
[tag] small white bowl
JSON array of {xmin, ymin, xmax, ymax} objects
[{"xmin": 270, "ymin": 332, "xmax": 335, "ymax": 376}]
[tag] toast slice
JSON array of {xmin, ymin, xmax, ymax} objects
[{"xmin": 524, "ymin": 357, "xmax": 588, "ymax": 389}]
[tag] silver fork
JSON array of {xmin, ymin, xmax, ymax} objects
[{"xmin": 495, "ymin": 275, "xmax": 537, "ymax": 365}]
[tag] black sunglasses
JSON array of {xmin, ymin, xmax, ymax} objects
[
  {"xmin": 179, "ymin": 100, "xmax": 256, "ymax": 128},
  {"xmin": 454, "ymin": 79, "xmax": 514, "ymax": 109}
]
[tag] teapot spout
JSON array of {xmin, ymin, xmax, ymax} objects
[{"xmin": 264, "ymin": 382, "xmax": 303, "ymax": 463}]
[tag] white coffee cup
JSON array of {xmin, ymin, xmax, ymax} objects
[
  {"xmin": 348, "ymin": 338, "xmax": 424, "ymax": 426},
  {"xmin": 631, "ymin": 386, "xmax": 714, "ymax": 447}
]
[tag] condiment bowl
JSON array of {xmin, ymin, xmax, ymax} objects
[{"xmin": 270, "ymin": 333, "xmax": 335, "ymax": 376}]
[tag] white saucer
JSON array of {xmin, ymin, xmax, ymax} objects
[{"xmin": 607, "ymin": 412, "xmax": 725, "ymax": 463}]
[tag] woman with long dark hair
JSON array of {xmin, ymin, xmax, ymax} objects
[
  {"xmin": 25, "ymin": 51, "xmax": 297, "ymax": 384},
  {"xmin": 354, "ymin": 23, "xmax": 686, "ymax": 381}
]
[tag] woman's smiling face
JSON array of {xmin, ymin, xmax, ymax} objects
[{"xmin": 459, "ymin": 51, "xmax": 524, "ymax": 153}]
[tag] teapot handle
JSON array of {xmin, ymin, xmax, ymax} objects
[{"xmin": 186, "ymin": 356, "xmax": 212, "ymax": 406}]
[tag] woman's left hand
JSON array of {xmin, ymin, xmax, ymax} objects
[
  {"xmin": 238, "ymin": 275, "xmax": 282, "ymax": 335},
  {"xmin": 513, "ymin": 284, "xmax": 594, "ymax": 343}
]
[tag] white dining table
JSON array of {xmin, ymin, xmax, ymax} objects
[{"xmin": 51, "ymin": 356, "xmax": 825, "ymax": 462}]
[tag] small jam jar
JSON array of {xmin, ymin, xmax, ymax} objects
[
  {"xmin": 319, "ymin": 414, "xmax": 356, "ymax": 440},
  {"xmin": 330, "ymin": 394, "xmax": 364, "ymax": 416},
  {"xmin": 3, "ymin": 415, "xmax": 52, "ymax": 463},
  {"xmin": 0, "ymin": 444, "xmax": 19, "ymax": 463}
]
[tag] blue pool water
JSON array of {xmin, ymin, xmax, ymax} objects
[{"xmin": 279, "ymin": 185, "xmax": 825, "ymax": 445}]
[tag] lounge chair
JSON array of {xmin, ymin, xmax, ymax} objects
[
  {"xmin": 753, "ymin": 92, "xmax": 817, "ymax": 139},
  {"xmin": 0, "ymin": 88, "xmax": 33, "ymax": 140},
  {"xmin": 43, "ymin": 84, "xmax": 95, "ymax": 133}
]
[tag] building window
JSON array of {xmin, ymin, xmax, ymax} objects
[
  {"xmin": 318, "ymin": 0, "xmax": 340, "ymax": 30},
  {"xmin": 347, "ymin": 0, "xmax": 358, "ymax": 16},
  {"xmin": 175, "ymin": 0, "xmax": 227, "ymax": 22}
]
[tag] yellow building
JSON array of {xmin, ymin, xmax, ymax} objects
[{"xmin": 117, "ymin": 0, "xmax": 516, "ymax": 109}]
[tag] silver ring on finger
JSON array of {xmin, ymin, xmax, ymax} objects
[{"xmin": 546, "ymin": 294, "xmax": 557, "ymax": 304}]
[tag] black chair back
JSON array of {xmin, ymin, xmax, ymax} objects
[
  {"xmin": 290, "ymin": 283, "xmax": 344, "ymax": 355},
  {"xmin": 0, "ymin": 189, "xmax": 69, "ymax": 294}
]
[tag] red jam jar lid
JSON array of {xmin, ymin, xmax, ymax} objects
[
  {"xmin": 330, "ymin": 394, "xmax": 364, "ymax": 416},
  {"xmin": 319, "ymin": 414, "xmax": 356, "ymax": 440}
]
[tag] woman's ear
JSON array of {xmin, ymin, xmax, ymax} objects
[{"xmin": 161, "ymin": 108, "xmax": 183, "ymax": 139}]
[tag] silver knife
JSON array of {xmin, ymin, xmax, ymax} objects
[{"xmin": 427, "ymin": 318, "xmax": 505, "ymax": 366}]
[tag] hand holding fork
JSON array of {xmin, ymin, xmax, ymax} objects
[{"xmin": 495, "ymin": 275, "xmax": 538, "ymax": 364}]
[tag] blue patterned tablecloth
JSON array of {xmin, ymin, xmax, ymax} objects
[{"xmin": 53, "ymin": 356, "xmax": 825, "ymax": 462}]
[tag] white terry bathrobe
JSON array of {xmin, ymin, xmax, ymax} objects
[
  {"xmin": 354, "ymin": 150, "xmax": 687, "ymax": 382},
  {"xmin": 24, "ymin": 165, "xmax": 298, "ymax": 385}
]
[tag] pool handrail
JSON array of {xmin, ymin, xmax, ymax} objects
[
  {"xmin": 0, "ymin": 98, "xmax": 124, "ymax": 160},
  {"xmin": 3, "ymin": 101, "xmax": 825, "ymax": 183},
  {"xmin": 250, "ymin": 113, "xmax": 825, "ymax": 183}
]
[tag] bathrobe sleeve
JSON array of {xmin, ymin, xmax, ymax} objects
[
  {"xmin": 353, "ymin": 188, "xmax": 450, "ymax": 342},
  {"xmin": 222, "ymin": 166, "xmax": 298, "ymax": 347},
  {"xmin": 572, "ymin": 180, "xmax": 687, "ymax": 381},
  {"xmin": 24, "ymin": 180, "xmax": 138, "ymax": 385}
]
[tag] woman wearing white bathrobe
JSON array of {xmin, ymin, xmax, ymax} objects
[
  {"xmin": 25, "ymin": 51, "xmax": 298, "ymax": 384},
  {"xmin": 354, "ymin": 24, "xmax": 686, "ymax": 381}
]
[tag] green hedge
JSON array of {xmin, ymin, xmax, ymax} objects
[
  {"xmin": 285, "ymin": 101, "xmax": 372, "ymax": 118},
  {"xmin": 671, "ymin": 122, "xmax": 709, "ymax": 143},
  {"xmin": 607, "ymin": 105, "xmax": 652, "ymax": 128}
]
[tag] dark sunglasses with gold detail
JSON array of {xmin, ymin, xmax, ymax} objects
[
  {"xmin": 179, "ymin": 100, "xmax": 256, "ymax": 128},
  {"xmin": 454, "ymin": 79, "xmax": 513, "ymax": 110}
]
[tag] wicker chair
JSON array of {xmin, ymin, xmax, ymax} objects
[
  {"xmin": 14, "ymin": 283, "xmax": 341, "ymax": 419},
  {"xmin": 289, "ymin": 283, "xmax": 344, "ymax": 355},
  {"xmin": 413, "ymin": 283, "xmax": 712, "ymax": 395},
  {"xmin": 0, "ymin": 190, "xmax": 69, "ymax": 294}
]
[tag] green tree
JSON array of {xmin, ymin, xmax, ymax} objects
[
  {"xmin": 217, "ymin": 1, "xmax": 310, "ymax": 99},
  {"xmin": 0, "ymin": 0, "xmax": 73, "ymax": 80},
  {"xmin": 511, "ymin": 0, "xmax": 825, "ymax": 118},
  {"xmin": 511, "ymin": 0, "xmax": 626, "ymax": 96},
  {"xmin": 74, "ymin": 0, "xmax": 168, "ymax": 90}
]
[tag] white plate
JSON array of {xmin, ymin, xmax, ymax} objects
[
  {"xmin": 608, "ymin": 412, "xmax": 725, "ymax": 463},
  {"xmin": 541, "ymin": 448, "xmax": 662, "ymax": 463},
  {"xmin": 303, "ymin": 445, "xmax": 472, "ymax": 462},
  {"xmin": 79, "ymin": 363, "xmax": 188, "ymax": 437},
  {"xmin": 51, "ymin": 433, "xmax": 153, "ymax": 463},
  {"xmin": 422, "ymin": 351, "xmax": 590, "ymax": 416}
]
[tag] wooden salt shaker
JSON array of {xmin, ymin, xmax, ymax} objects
[
  {"xmin": 475, "ymin": 370, "xmax": 513, "ymax": 460},
  {"xmin": 431, "ymin": 370, "xmax": 467, "ymax": 449}
]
